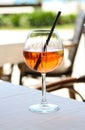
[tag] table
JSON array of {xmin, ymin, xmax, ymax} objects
[{"xmin": 0, "ymin": 80, "xmax": 85, "ymax": 130}]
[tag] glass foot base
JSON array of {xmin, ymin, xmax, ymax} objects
[{"xmin": 29, "ymin": 103, "xmax": 59, "ymax": 113}]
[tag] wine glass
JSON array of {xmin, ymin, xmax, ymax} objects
[{"xmin": 23, "ymin": 29, "xmax": 64, "ymax": 113}]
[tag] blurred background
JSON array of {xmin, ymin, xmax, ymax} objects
[{"xmin": 0, "ymin": 0, "xmax": 85, "ymax": 101}]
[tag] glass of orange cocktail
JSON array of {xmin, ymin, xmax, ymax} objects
[{"xmin": 23, "ymin": 29, "xmax": 64, "ymax": 113}]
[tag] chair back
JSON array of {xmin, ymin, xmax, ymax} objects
[
  {"xmin": 72, "ymin": 10, "xmax": 85, "ymax": 44},
  {"xmin": 69, "ymin": 10, "xmax": 85, "ymax": 73}
]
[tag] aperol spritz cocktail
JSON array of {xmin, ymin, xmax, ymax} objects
[{"xmin": 23, "ymin": 29, "xmax": 64, "ymax": 113}]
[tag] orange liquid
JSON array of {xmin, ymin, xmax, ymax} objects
[{"xmin": 23, "ymin": 50, "xmax": 64, "ymax": 73}]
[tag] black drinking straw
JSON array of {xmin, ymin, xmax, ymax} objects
[
  {"xmin": 43, "ymin": 11, "xmax": 61, "ymax": 51},
  {"xmin": 34, "ymin": 11, "xmax": 61, "ymax": 70}
]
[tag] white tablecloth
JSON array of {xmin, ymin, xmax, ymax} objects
[{"xmin": 0, "ymin": 80, "xmax": 85, "ymax": 130}]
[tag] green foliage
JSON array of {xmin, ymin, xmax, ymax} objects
[
  {"xmin": 19, "ymin": 14, "xmax": 30, "ymax": 28},
  {"xmin": 10, "ymin": 14, "xmax": 21, "ymax": 26},
  {"xmin": 0, "ymin": 15, "xmax": 4, "ymax": 26},
  {"xmin": 59, "ymin": 14, "xmax": 76, "ymax": 24},
  {"xmin": 0, "ymin": 11, "xmax": 76, "ymax": 28},
  {"xmin": 28, "ymin": 11, "xmax": 56, "ymax": 27}
]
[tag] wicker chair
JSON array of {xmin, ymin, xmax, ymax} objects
[{"xmin": 18, "ymin": 10, "xmax": 85, "ymax": 100}]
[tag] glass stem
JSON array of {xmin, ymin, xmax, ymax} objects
[{"xmin": 41, "ymin": 73, "xmax": 47, "ymax": 105}]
